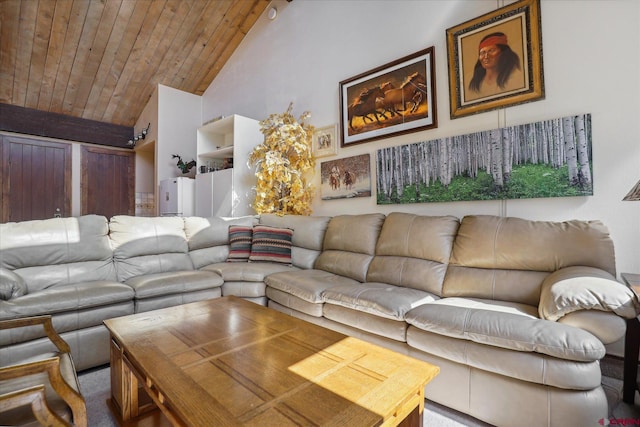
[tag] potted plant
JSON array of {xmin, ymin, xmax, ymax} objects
[{"xmin": 249, "ymin": 103, "xmax": 315, "ymax": 215}]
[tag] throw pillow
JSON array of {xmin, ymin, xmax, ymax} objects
[
  {"xmin": 226, "ymin": 225, "xmax": 254, "ymax": 262},
  {"xmin": 0, "ymin": 268, "xmax": 27, "ymax": 300},
  {"xmin": 249, "ymin": 225, "xmax": 293, "ymax": 265}
]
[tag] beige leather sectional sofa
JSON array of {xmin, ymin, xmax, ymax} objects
[{"xmin": 1, "ymin": 212, "xmax": 637, "ymax": 426}]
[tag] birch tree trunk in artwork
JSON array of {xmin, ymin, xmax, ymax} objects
[
  {"xmin": 490, "ymin": 129, "xmax": 504, "ymax": 187},
  {"xmin": 574, "ymin": 114, "xmax": 592, "ymax": 187},
  {"xmin": 502, "ymin": 127, "xmax": 512, "ymax": 182},
  {"xmin": 395, "ymin": 146, "xmax": 403, "ymax": 198},
  {"xmin": 563, "ymin": 116, "xmax": 579, "ymax": 185}
]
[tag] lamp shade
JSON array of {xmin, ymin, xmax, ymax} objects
[{"xmin": 623, "ymin": 178, "xmax": 640, "ymax": 201}]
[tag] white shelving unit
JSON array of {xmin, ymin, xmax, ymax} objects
[{"xmin": 195, "ymin": 115, "xmax": 262, "ymax": 217}]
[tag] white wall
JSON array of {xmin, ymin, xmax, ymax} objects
[
  {"xmin": 157, "ymin": 84, "xmax": 202, "ymax": 183},
  {"xmin": 202, "ymin": 0, "xmax": 640, "ymax": 277}
]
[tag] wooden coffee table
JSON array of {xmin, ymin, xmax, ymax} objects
[{"xmin": 104, "ymin": 296, "xmax": 439, "ymax": 426}]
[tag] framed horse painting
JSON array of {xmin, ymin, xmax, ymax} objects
[{"xmin": 339, "ymin": 47, "xmax": 437, "ymax": 147}]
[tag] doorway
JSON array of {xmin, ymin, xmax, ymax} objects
[
  {"xmin": 81, "ymin": 146, "xmax": 135, "ymax": 218},
  {"xmin": 0, "ymin": 135, "xmax": 71, "ymax": 222}
]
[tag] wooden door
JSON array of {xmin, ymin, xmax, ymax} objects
[
  {"xmin": 81, "ymin": 146, "xmax": 135, "ymax": 218},
  {"xmin": 0, "ymin": 135, "xmax": 71, "ymax": 222}
]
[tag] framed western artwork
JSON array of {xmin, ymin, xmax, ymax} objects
[
  {"xmin": 312, "ymin": 124, "xmax": 338, "ymax": 158},
  {"xmin": 446, "ymin": 0, "xmax": 544, "ymax": 119},
  {"xmin": 339, "ymin": 47, "xmax": 437, "ymax": 147},
  {"xmin": 321, "ymin": 154, "xmax": 371, "ymax": 200}
]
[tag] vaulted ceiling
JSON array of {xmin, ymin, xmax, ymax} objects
[{"xmin": 0, "ymin": 0, "xmax": 270, "ymax": 128}]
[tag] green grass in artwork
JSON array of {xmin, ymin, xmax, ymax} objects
[{"xmin": 377, "ymin": 164, "xmax": 593, "ymax": 204}]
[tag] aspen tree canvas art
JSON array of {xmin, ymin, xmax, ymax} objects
[{"xmin": 377, "ymin": 114, "xmax": 592, "ymax": 204}]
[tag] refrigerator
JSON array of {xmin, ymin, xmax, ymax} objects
[{"xmin": 159, "ymin": 177, "xmax": 195, "ymax": 216}]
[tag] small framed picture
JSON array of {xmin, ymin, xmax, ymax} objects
[
  {"xmin": 320, "ymin": 154, "xmax": 371, "ymax": 200},
  {"xmin": 446, "ymin": 0, "xmax": 544, "ymax": 118},
  {"xmin": 312, "ymin": 124, "xmax": 338, "ymax": 158}
]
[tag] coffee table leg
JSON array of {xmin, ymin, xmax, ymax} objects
[
  {"xmin": 397, "ymin": 405, "xmax": 423, "ymax": 427},
  {"xmin": 109, "ymin": 337, "xmax": 140, "ymax": 421}
]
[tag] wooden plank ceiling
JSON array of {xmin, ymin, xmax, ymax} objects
[{"xmin": 0, "ymin": 0, "xmax": 270, "ymax": 128}]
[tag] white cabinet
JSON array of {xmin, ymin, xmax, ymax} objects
[
  {"xmin": 195, "ymin": 169, "xmax": 234, "ymax": 217},
  {"xmin": 195, "ymin": 115, "xmax": 261, "ymax": 217}
]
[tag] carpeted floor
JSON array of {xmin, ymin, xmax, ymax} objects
[{"xmin": 78, "ymin": 356, "xmax": 639, "ymax": 426}]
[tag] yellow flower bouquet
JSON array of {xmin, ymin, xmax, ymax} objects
[{"xmin": 249, "ymin": 103, "xmax": 315, "ymax": 215}]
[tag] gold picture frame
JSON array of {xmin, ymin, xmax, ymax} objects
[
  {"xmin": 446, "ymin": 0, "xmax": 544, "ymax": 119},
  {"xmin": 312, "ymin": 124, "xmax": 338, "ymax": 158}
]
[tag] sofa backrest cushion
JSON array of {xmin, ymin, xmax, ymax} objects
[
  {"xmin": 367, "ymin": 212, "xmax": 459, "ymax": 295},
  {"xmin": 259, "ymin": 214, "xmax": 331, "ymax": 269},
  {"xmin": 443, "ymin": 215, "xmax": 616, "ymax": 305},
  {"xmin": 109, "ymin": 216, "xmax": 193, "ymax": 282},
  {"xmin": 0, "ymin": 215, "xmax": 116, "ymax": 293},
  {"xmin": 185, "ymin": 216, "xmax": 257, "ymax": 268},
  {"xmin": 315, "ymin": 213, "xmax": 385, "ymax": 282}
]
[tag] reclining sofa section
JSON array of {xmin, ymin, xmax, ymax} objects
[{"xmin": 1, "ymin": 212, "xmax": 637, "ymax": 427}]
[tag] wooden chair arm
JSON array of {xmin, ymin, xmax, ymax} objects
[
  {"xmin": 0, "ymin": 356, "xmax": 87, "ymax": 427},
  {"xmin": 0, "ymin": 384, "xmax": 72, "ymax": 427},
  {"xmin": 0, "ymin": 315, "xmax": 71, "ymax": 353}
]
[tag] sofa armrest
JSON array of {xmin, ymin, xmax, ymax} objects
[{"xmin": 539, "ymin": 266, "xmax": 639, "ymax": 321}]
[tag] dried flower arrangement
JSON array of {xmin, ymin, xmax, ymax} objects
[{"xmin": 249, "ymin": 103, "xmax": 315, "ymax": 215}]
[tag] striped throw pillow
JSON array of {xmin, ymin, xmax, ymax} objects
[
  {"xmin": 226, "ymin": 225, "xmax": 253, "ymax": 262},
  {"xmin": 249, "ymin": 225, "xmax": 293, "ymax": 265}
]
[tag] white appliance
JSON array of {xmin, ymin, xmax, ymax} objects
[{"xmin": 159, "ymin": 177, "xmax": 195, "ymax": 216}]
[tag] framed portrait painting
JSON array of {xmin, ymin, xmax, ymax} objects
[
  {"xmin": 339, "ymin": 47, "xmax": 437, "ymax": 147},
  {"xmin": 446, "ymin": 0, "xmax": 544, "ymax": 119},
  {"xmin": 312, "ymin": 124, "xmax": 338, "ymax": 158}
]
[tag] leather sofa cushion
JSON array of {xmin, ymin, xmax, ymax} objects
[
  {"xmin": 323, "ymin": 304, "xmax": 407, "ymax": 342},
  {"xmin": 442, "ymin": 265, "xmax": 547, "ymax": 307},
  {"xmin": 322, "ymin": 282, "xmax": 438, "ymax": 320},
  {"xmin": 407, "ymin": 328, "xmax": 602, "ymax": 390},
  {"xmin": 558, "ymin": 309, "xmax": 626, "ymax": 344},
  {"xmin": 12, "ymin": 260, "xmax": 117, "ymax": 294},
  {"xmin": 321, "ymin": 213, "xmax": 385, "ymax": 254},
  {"xmin": 259, "ymin": 214, "xmax": 331, "ymax": 252},
  {"xmin": 203, "ymin": 262, "xmax": 298, "ymax": 282},
  {"xmin": 367, "ymin": 213, "xmax": 458, "ymax": 296},
  {"xmin": 110, "ymin": 216, "xmax": 189, "ymax": 257},
  {"xmin": 134, "ymin": 288, "xmax": 222, "ymax": 313},
  {"xmin": 221, "ymin": 281, "xmax": 266, "ymax": 298},
  {"xmin": 0, "ymin": 215, "xmax": 112, "ymax": 270},
  {"xmin": 405, "ymin": 298, "xmax": 605, "ymax": 362},
  {"xmin": 115, "ymin": 253, "xmax": 195, "ymax": 283},
  {"xmin": 267, "ymin": 288, "xmax": 324, "ymax": 317},
  {"xmin": 184, "ymin": 215, "xmax": 257, "ymax": 251},
  {"xmin": 314, "ymin": 214, "xmax": 385, "ymax": 282},
  {"xmin": 0, "ymin": 281, "xmax": 133, "ymax": 320},
  {"xmin": 374, "ymin": 213, "xmax": 459, "ymax": 262},
  {"xmin": 265, "ymin": 269, "xmax": 360, "ymax": 303},
  {"xmin": 444, "ymin": 215, "xmax": 616, "ymax": 305},
  {"xmin": 449, "ymin": 215, "xmax": 616, "ymax": 274},
  {"xmin": 0, "ymin": 268, "xmax": 27, "ymax": 300},
  {"xmin": 125, "ymin": 270, "xmax": 223, "ymax": 299},
  {"xmin": 0, "ymin": 302, "xmax": 133, "ymax": 345}
]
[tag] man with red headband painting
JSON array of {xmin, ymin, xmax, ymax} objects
[{"xmin": 467, "ymin": 31, "xmax": 524, "ymax": 100}]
